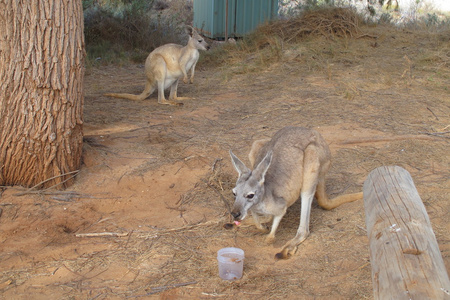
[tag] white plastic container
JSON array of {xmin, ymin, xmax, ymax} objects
[{"xmin": 217, "ymin": 247, "xmax": 245, "ymax": 280}]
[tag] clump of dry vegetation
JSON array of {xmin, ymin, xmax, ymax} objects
[
  {"xmin": 204, "ymin": 6, "xmax": 448, "ymax": 85},
  {"xmin": 202, "ymin": 7, "xmax": 373, "ymax": 78},
  {"xmin": 260, "ymin": 7, "xmax": 363, "ymax": 41}
]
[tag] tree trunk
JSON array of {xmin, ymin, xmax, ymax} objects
[{"xmin": 0, "ymin": 0, "xmax": 84, "ymax": 188}]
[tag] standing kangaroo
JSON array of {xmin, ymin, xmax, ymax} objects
[
  {"xmin": 230, "ymin": 127, "xmax": 362, "ymax": 259},
  {"xmin": 104, "ymin": 26, "xmax": 210, "ymax": 106}
]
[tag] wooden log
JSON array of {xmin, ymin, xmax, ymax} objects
[{"xmin": 363, "ymin": 166, "xmax": 450, "ymax": 300}]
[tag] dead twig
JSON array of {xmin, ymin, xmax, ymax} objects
[
  {"xmin": 427, "ymin": 107, "xmax": 439, "ymax": 120},
  {"xmin": 13, "ymin": 170, "xmax": 80, "ymax": 196},
  {"xmin": 203, "ymin": 179, "xmax": 231, "ymax": 213},
  {"xmin": 212, "ymin": 158, "xmax": 223, "ymax": 172},
  {"xmin": 419, "ymin": 131, "xmax": 450, "ymax": 138},
  {"xmin": 129, "ymin": 281, "xmax": 197, "ymax": 298},
  {"xmin": 155, "ymin": 220, "xmax": 217, "ymax": 235}
]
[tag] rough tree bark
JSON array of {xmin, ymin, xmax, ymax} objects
[{"xmin": 0, "ymin": 0, "xmax": 84, "ymax": 188}]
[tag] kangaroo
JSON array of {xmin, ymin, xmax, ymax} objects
[
  {"xmin": 104, "ymin": 26, "xmax": 210, "ymax": 106},
  {"xmin": 230, "ymin": 126, "xmax": 363, "ymax": 259}
]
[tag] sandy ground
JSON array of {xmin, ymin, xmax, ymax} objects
[{"xmin": 1, "ymin": 27, "xmax": 449, "ymax": 299}]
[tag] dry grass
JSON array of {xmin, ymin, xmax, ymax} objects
[
  {"xmin": 204, "ymin": 7, "xmax": 378, "ymax": 80},
  {"xmin": 260, "ymin": 7, "xmax": 363, "ymax": 41}
]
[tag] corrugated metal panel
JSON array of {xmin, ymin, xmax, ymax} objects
[
  {"xmin": 193, "ymin": 0, "xmax": 278, "ymax": 39},
  {"xmin": 193, "ymin": 0, "xmax": 232, "ymax": 39},
  {"xmin": 234, "ymin": 0, "xmax": 278, "ymax": 37}
]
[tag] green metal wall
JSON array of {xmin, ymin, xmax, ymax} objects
[{"xmin": 193, "ymin": 0, "xmax": 278, "ymax": 39}]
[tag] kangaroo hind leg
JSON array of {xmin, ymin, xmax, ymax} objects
[
  {"xmin": 275, "ymin": 147, "xmax": 320, "ymax": 259},
  {"xmin": 168, "ymin": 79, "xmax": 190, "ymax": 103},
  {"xmin": 151, "ymin": 56, "xmax": 182, "ymax": 106}
]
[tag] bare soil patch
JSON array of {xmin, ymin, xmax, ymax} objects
[{"xmin": 1, "ymin": 26, "xmax": 449, "ymax": 299}]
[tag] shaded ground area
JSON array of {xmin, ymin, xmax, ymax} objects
[{"xmin": 1, "ymin": 26, "xmax": 449, "ymax": 299}]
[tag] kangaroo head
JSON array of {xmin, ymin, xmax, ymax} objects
[
  {"xmin": 229, "ymin": 150, "xmax": 273, "ymax": 221},
  {"xmin": 186, "ymin": 25, "xmax": 210, "ymax": 51}
]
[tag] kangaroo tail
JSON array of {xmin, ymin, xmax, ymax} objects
[
  {"xmin": 104, "ymin": 82, "xmax": 154, "ymax": 101},
  {"xmin": 319, "ymin": 191, "xmax": 363, "ymax": 210}
]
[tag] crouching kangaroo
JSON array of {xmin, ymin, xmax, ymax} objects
[
  {"xmin": 229, "ymin": 126, "xmax": 362, "ymax": 259},
  {"xmin": 104, "ymin": 26, "xmax": 210, "ymax": 106}
]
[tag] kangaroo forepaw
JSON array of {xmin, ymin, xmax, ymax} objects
[
  {"xmin": 257, "ymin": 227, "xmax": 270, "ymax": 234},
  {"xmin": 254, "ymin": 222, "xmax": 269, "ymax": 233},
  {"xmin": 183, "ymin": 77, "xmax": 189, "ymax": 84}
]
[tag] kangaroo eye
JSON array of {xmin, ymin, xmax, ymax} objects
[
  {"xmin": 246, "ymin": 193, "xmax": 255, "ymax": 199},
  {"xmin": 198, "ymin": 39, "xmax": 203, "ymax": 43}
]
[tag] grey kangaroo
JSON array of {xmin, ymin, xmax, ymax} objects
[
  {"xmin": 230, "ymin": 126, "xmax": 362, "ymax": 259},
  {"xmin": 105, "ymin": 26, "xmax": 210, "ymax": 106}
]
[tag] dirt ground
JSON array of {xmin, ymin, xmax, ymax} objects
[{"xmin": 1, "ymin": 27, "xmax": 449, "ymax": 299}]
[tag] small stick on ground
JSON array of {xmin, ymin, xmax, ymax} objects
[{"xmin": 131, "ymin": 281, "xmax": 198, "ymax": 298}]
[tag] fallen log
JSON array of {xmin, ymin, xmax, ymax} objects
[{"xmin": 363, "ymin": 166, "xmax": 450, "ymax": 299}]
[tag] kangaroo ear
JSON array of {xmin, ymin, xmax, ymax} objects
[
  {"xmin": 253, "ymin": 151, "xmax": 273, "ymax": 184},
  {"xmin": 230, "ymin": 150, "xmax": 250, "ymax": 177},
  {"xmin": 186, "ymin": 25, "xmax": 196, "ymax": 37}
]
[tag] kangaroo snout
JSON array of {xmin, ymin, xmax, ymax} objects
[{"xmin": 231, "ymin": 211, "xmax": 241, "ymax": 220}]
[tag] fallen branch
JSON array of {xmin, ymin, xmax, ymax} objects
[
  {"xmin": 75, "ymin": 232, "xmax": 129, "ymax": 238},
  {"xmin": 76, "ymin": 220, "xmax": 219, "ymax": 239},
  {"xmin": 339, "ymin": 134, "xmax": 439, "ymax": 145}
]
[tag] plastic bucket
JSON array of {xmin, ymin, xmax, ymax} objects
[{"xmin": 217, "ymin": 247, "xmax": 245, "ymax": 280}]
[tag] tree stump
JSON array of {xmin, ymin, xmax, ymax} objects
[{"xmin": 363, "ymin": 166, "xmax": 450, "ymax": 299}]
